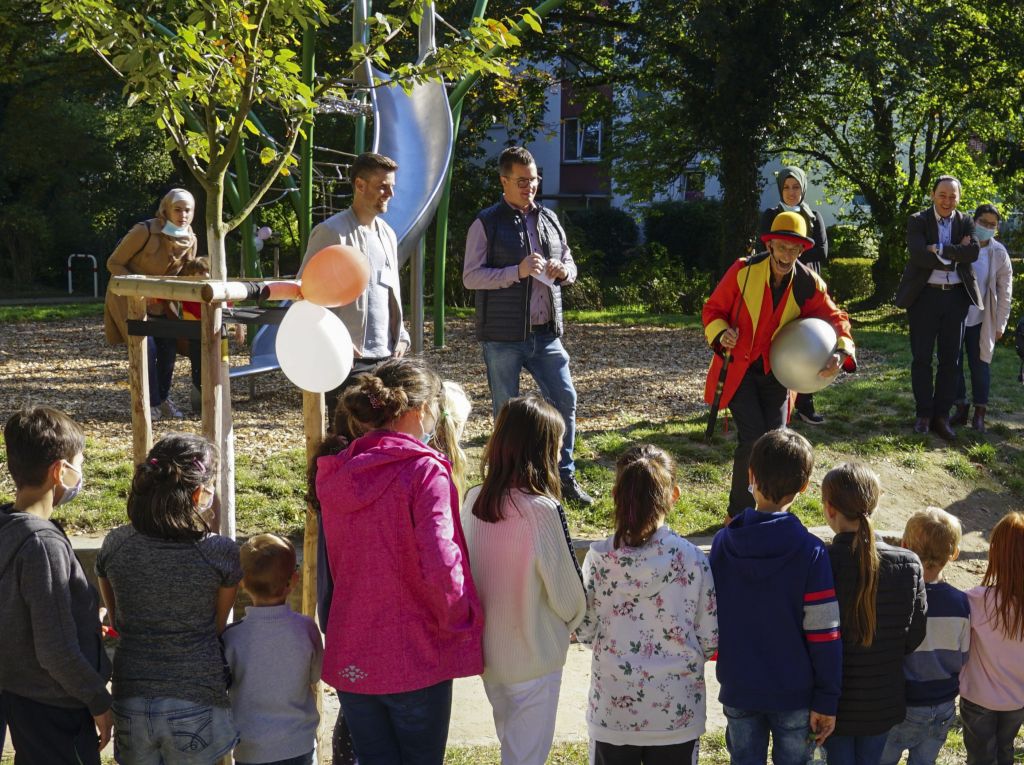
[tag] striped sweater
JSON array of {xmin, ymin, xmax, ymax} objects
[
  {"xmin": 905, "ymin": 581, "xmax": 970, "ymax": 705},
  {"xmin": 710, "ymin": 508, "xmax": 842, "ymax": 715}
]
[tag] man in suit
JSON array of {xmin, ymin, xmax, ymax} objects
[{"xmin": 894, "ymin": 175, "xmax": 980, "ymax": 440}]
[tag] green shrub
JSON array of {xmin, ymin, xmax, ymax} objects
[
  {"xmin": 561, "ymin": 207, "xmax": 640, "ymax": 278},
  {"xmin": 826, "ymin": 257, "xmax": 874, "ymax": 304},
  {"xmin": 827, "ymin": 224, "xmax": 879, "ymax": 261},
  {"xmin": 643, "ymin": 200, "xmax": 723, "ymax": 271},
  {"xmin": 562, "ymin": 273, "xmax": 605, "ymax": 310},
  {"xmin": 615, "ymin": 242, "xmax": 713, "ymax": 314}
]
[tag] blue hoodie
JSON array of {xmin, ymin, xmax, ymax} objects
[{"xmin": 710, "ymin": 508, "xmax": 842, "ymax": 715}]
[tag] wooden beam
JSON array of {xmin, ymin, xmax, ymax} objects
[
  {"xmin": 126, "ymin": 297, "xmax": 153, "ymax": 464},
  {"xmin": 108, "ymin": 274, "xmax": 300, "ymax": 304}
]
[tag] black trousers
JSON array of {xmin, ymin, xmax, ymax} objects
[
  {"xmin": 728, "ymin": 360, "xmax": 789, "ymax": 517},
  {"xmin": 908, "ymin": 285, "xmax": 970, "ymax": 418},
  {"xmin": 594, "ymin": 738, "xmax": 698, "ymax": 765},
  {"xmin": 324, "ymin": 356, "xmax": 391, "ymax": 429},
  {"xmin": 0, "ymin": 692, "xmax": 100, "ymax": 765}
]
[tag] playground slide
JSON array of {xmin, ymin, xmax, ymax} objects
[{"xmin": 360, "ymin": 10, "xmax": 454, "ymax": 265}]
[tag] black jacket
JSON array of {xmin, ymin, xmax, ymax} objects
[
  {"xmin": 758, "ymin": 205, "xmax": 828, "ymax": 266},
  {"xmin": 894, "ymin": 207, "xmax": 980, "ymax": 309},
  {"xmin": 827, "ymin": 533, "xmax": 927, "ymax": 736}
]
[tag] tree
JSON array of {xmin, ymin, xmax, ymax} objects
[
  {"xmin": 777, "ymin": 0, "xmax": 1024, "ymax": 300},
  {"xmin": 41, "ymin": 0, "xmax": 534, "ymax": 279}
]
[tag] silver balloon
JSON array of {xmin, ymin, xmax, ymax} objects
[{"xmin": 769, "ymin": 318, "xmax": 839, "ymax": 394}]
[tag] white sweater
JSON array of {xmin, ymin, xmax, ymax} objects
[
  {"xmin": 578, "ymin": 526, "xmax": 718, "ymax": 746},
  {"xmin": 462, "ymin": 487, "xmax": 587, "ymax": 684}
]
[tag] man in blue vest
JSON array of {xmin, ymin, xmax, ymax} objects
[{"xmin": 463, "ymin": 146, "xmax": 592, "ymax": 505}]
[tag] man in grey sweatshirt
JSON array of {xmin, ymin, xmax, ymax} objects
[{"xmin": 0, "ymin": 406, "xmax": 112, "ymax": 764}]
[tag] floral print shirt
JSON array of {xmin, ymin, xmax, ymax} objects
[{"xmin": 578, "ymin": 525, "xmax": 718, "ymax": 746}]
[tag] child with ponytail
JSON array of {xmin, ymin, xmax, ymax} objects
[
  {"xmin": 958, "ymin": 510, "xmax": 1024, "ymax": 765},
  {"xmin": 315, "ymin": 357, "xmax": 483, "ymax": 764},
  {"xmin": 461, "ymin": 395, "xmax": 586, "ymax": 765},
  {"xmin": 821, "ymin": 462, "xmax": 927, "ymax": 765},
  {"xmin": 97, "ymin": 434, "xmax": 242, "ymax": 764},
  {"xmin": 578, "ymin": 444, "xmax": 718, "ymax": 764}
]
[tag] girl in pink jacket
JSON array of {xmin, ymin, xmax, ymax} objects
[{"xmin": 316, "ymin": 358, "xmax": 483, "ymax": 764}]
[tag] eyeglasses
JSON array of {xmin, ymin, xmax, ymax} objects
[{"xmin": 504, "ymin": 175, "xmax": 542, "ymax": 189}]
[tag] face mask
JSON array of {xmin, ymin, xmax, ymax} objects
[
  {"xmin": 196, "ymin": 485, "xmax": 215, "ymax": 512},
  {"xmin": 780, "ymin": 202, "xmax": 801, "ymax": 213},
  {"xmin": 747, "ymin": 483, "xmax": 756, "ymax": 499},
  {"xmin": 975, "ymin": 225, "xmax": 996, "ymax": 241},
  {"xmin": 162, "ymin": 221, "xmax": 190, "ymax": 237},
  {"xmin": 54, "ymin": 461, "xmax": 83, "ymax": 507}
]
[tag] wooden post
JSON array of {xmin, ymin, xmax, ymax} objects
[
  {"xmin": 201, "ymin": 302, "xmax": 225, "ymax": 516},
  {"xmin": 301, "ymin": 390, "xmax": 327, "ymax": 757},
  {"xmin": 126, "ymin": 297, "xmax": 152, "ymax": 464}
]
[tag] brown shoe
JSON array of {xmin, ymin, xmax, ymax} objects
[
  {"xmin": 949, "ymin": 403, "xmax": 969, "ymax": 427},
  {"xmin": 931, "ymin": 416, "xmax": 956, "ymax": 441},
  {"xmin": 913, "ymin": 417, "xmax": 931, "ymax": 434},
  {"xmin": 972, "ymin": 405, "xmax": 987, "ymax": 433}
]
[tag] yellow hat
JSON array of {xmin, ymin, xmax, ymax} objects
[{"xmin": 760, "ymin": 211, "xmax": 814, "ymax": 250}]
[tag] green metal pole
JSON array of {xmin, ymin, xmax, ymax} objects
[
  {"xmin": 233, "ymin": 139, "xmax": 260, "ymax": 277},
  {"xmin": 300, "ymin": 25, "xmax": 316, "ymax": 251},
  {"xmin": 432, "ymin": 101, "xmax": 464, "ymax": 348},
  {"xmin": 353, "ymin": 0, "xmax": 369, "ymax": 154}
]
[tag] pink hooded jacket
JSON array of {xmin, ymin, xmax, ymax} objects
[{"xmin": 317, "ymin": 430, "xmax": 484, "ymax": 694}]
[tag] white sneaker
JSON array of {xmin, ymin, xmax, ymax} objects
[
  {"xmin": 160, "ymin": 398, "xmax": 185, "ymax": 419},
  {"xmin": 150, "ymin": 406, "xmax": 162, "ymax": 422}
]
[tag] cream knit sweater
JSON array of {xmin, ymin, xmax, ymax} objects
[{"xmin": 462, "ymin": 487, "xmax": 587, "ymax": 684}]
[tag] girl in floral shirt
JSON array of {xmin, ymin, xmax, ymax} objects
[{"xmin": 578, "ymin": 444, "xmax": 718, "ymax": 764}]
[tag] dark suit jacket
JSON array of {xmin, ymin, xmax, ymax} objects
[{"xmin": 894, "ymin": 207, "xmax": 980, "ymax": 308}]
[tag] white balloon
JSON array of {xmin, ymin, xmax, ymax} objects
[
  {"xmin": 769, "ymin": 318, "xmax": 839, "ymax": 394},
  {"xmin": 275, "ymin": 301, "xmax": 353, "ymax": 392}
]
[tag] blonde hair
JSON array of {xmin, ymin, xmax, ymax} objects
[
  {"xmin": 903, "ymin": 507, "xmax": 961, "ymax": 568},
  {"xmin": 240, "ymin": 533, "xmax": 296, "ymax": 599},
  {"xmin": 822, "ymin": 462, "xmax": 881, "ymax": 647},
  {"xmin": 433, "ymin": 381, "xmax": 471, "ymax": 497}
]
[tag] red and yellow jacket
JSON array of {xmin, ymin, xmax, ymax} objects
[{"xmin": 702, "ymin": 252, "xmax": 856, "ymax": 409}]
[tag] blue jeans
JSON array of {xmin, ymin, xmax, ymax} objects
[
  {"xmin": 111, "ymin": 696, "xmax": 238, "ymax": 765},
  {"xmin": 880, "ymin": 701, "xmax": 955, "ymax": 765},
  {"xmin": 824, "ymin": 731, "xmax": 890, "ymax": 765},
  {"xmin": 338, "ymin": 679, "xmax": 452, "ymax": 765},
  {"xmin": 147, "ymin": 335, "xmax": 177, "ymax": 406},
  {"xmin": 960, "ymin": 696, "xmax": 1024, "ymax": 765},
  {"xmin": 723, "ymin": 705, "xmax": 811, "ymax": 765},
  {"xmin": 236, "ymin": 751, "xmax": 314, "ymax": 765},
  {"xmin": 481, "ymin": 329, "xmax": 578, "ymax": 479},
  {"xmin": 955, "ymin": 323, "xmax": 991, "ymax": 406}
]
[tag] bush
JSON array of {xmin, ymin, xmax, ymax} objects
[
  {"xmin": 827, "ymin": 224, "xmax": 879, "ymax": 261},
  {"xmin": 562, "ymin": 273, "xmax": 605, "ymax": 310},
  {"xmin": 561, "ymin": 207, "xmax": 640, "ymax": 278},
  {"xmin": 615, "ymin": 242, "xmax": 713, "ymax": 314},
  {"xmin": 643, "ymin": 200, "xmax": 724, "ymax": 272},
  {"xmin": 825, "ymin": 257, "xmax": 874, "ymax": 304}
]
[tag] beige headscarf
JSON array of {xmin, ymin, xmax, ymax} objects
[{"xmin": 155, "ymin": 188, "xmax": 197, "ymax": 264}]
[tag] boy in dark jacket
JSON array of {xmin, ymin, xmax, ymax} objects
[
  {"xmin": 711, "ymin": 430, "xmax": 842, "ymax": 765},
  {"xmin": 0, "ymin": 407, "xmax": 112, "ymax": 764}
]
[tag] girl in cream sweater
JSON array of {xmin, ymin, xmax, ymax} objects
[{"xmin": 462, "ymin": 395, "xmax": 587, "ymax": 765}]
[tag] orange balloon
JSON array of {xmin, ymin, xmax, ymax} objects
[{"xmin": 300, "ymin": 245, "xmax": 371, "ymax": 308}]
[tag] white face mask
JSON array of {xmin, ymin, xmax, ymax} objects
[
  {"xmin": 162, "ymin": 221, "xmax": 191, "ymax": 238},
  {"xmin": 780, "ymin": 202, "xmax": 802, "ymax": 213},
  {"xmin": 54, "ymin": 461, "xmax": 84, "ymax": 507}
]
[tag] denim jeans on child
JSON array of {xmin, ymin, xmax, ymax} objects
[
  {"xmin": 723, "ymin": 706, "xmax": 811, "ymax": 765},
  {"xmin": 147, "ymin": 335, "xmax": 177, "ymax": 407},
  {"xmin": 880, "ymin": 700, "xmax": 955, "ymax": 765},
  {"xmin": 481, "ymin": 329, "xmax": 578, "ymax": 479},
  {"xmin": 824, "ymin": 731, "xmax": 890, "ymax": 765},
  {"xmin": 338, "ymin": 679, "xmax": 452, "ymax": 765},
  {"xmin": 960, "ymin": 697, "xmax": 1024, "ymax": 765},
  {"xmin": 112, "ymin": 696, "xmax": 238, "ymax": 765}
]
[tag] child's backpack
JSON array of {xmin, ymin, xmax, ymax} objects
[{"xmin": 1015, "ymin": 315, "xmax": 1024, "ymax": 382}]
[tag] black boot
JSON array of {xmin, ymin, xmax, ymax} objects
[
  {"xmin": 949, "ymin": 402, "xmax": 969, "ymax": 427},
  {"xmin": 972, "ymin": 405, "xmax": 987, "ymax": 433}
]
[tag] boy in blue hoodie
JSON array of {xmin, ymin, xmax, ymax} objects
[{"xmin": 710, "ymin": 429, "xmax": 842, "ymax": 765}]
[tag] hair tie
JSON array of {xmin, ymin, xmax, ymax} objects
[
  {"xmin": 149, "ymin": 458, "xmax": 159, "ymax": 466},
  {"xmin": 368, "ymin": 393, "xmax": 385, "ymax": 410},
  {"xmin": 193, "ymin": 458, "xmax": 206, "ymax": 473}
]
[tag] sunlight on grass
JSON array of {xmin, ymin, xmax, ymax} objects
[
  {"xmin": 943, "ymin": 453, "xmax": 979, "ymax": 481},
  {"xmin": 0, "ymin": 302, "xmax": 104, "ymax": 323}
]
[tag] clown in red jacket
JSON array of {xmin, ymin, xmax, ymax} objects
[{"xmin": 702, "ymin": 211, "xmax": 856, "ymax": 517}]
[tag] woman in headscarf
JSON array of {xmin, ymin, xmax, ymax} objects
[
  {"xmin": 758, "ymin": 166, "xmax": 830, "ymax": 425},
  {"xmin": 104, "ymin": 188, "xmax": 198, "ymax": 421}
]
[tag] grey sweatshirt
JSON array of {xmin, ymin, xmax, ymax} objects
[
  {"xmin": 222, "ymin": 604, "xmax": 323, "ymax": 762},
  {"xmin": 0, "ymin": 504, "xmax": 112, "ymax": 715}
]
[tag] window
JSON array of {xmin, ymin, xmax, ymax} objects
[
  {"xmin": 682, "ymin": 170, "xmax": 705, "ymax": 201},
  {"xmin": 563, "ymin": 118, "xmax": 602, "ymax": 162}
]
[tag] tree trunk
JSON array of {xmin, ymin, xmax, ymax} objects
[
  {"xmin": 717, "ymin": 139, "xmax": 764, "ymax": 273},
  {"xmin": 869, "ymin": 215, "xmax": 905, "ymax": 304}
]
